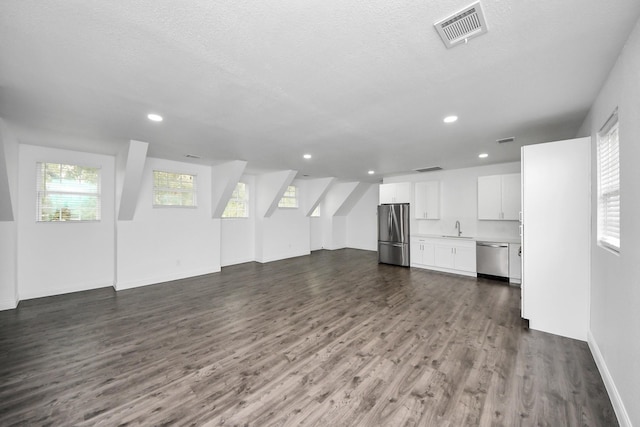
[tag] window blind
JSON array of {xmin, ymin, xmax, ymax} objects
[
  {"xmin": 222, "ymin": 182, "xmax": 249, "ymax": 218},
  {"xmin": 278, "ymin": 185, "xmax": 298, "ymax": 208},
  {"xmin": 597, "ymin": 109, "xmax": 620, "ymax": 252},
  {"xmin": 36, "ymin": 162, "xmax": 101, "ymax": 222},
  {"xmin": 153, "ymin": 170, "xmax": 197, "ymax": 207}
]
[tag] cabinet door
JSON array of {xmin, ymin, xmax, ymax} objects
[
  {"xmin": 478, "ymin": 175, "xmax": 502, "ymax": 220},
  {"xmin": 379, "ymin": 184, "xmax": 396, "ymax": 204},
  {"xmin": 453, "ymin": 245, "xmax": 476, "ymax": 272},
  {"xmin": 434, "ymin": 244, "xmax": 454, "ymax": 269},
  {"xmin": 414, "ymin": 181, "xmax": 440, "ymax": 219},
  {"xmin": 423, "ymin": 241, "xmax": 435, "ymax": 266},
  {"xmin": 394, "ymin": 182, "xmax": 411, "ymax": 204},
  {"xmin": 509, "ymin": 243, "xmax": 522, "ymax": 281},
  {"xmin": 410, "ymin": 239, "xmax": 423, "ymax": 266},
  {"xmin": 501, "ymin": 174, "xmax": 521, "ymax": 220}
]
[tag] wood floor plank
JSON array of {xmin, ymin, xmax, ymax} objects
[{"xmin": 0, "ymin": 249, "xmax": 618, "ymax": 426}]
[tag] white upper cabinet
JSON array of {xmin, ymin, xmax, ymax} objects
[
  {"xmin": 414, "ymin": 181, "xmax": 440, "ymax": 219},
  {"xmin": 478, "ymin": 173, "xmax": 521, "ymax": 220},
  {"xmin": 379, "ymin": 182, "xmax": 411, "ymax": 204},
  {"xmin": 501, "ymin": 174, "xmax": 521, "ymax": 220}
]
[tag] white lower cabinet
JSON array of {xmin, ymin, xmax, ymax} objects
[
  {"xmin": 509, "ymin": 243, "xmax": 521, "ymax": 284},
  {"xmin": 411, "ymin": 236, "xmax": 476, "ymax": 277},
  {"xmin": 411, "ymin": 238, "xmax": 435, "ymax": 267}
]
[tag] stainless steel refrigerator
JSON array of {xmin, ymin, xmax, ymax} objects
[{"xmin": 378, "ymin": 203, "xmax": 410, "ymax": 266}]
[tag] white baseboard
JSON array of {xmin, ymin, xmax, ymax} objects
[
  {"xmin": 20, "ymin": 283, "xmax": 112, "ymax": 301},
  {"xmin": 345, "ymin": 245, "xmax": 377, "ymax": 252},
  {"xmin": 256, "ymin": 250, "xmax": 310, "ymax": 264},
  {"xmin": 221, "ymin": 257, "xmax": 255, "ymax": 267},
  {"xmin": 115, "ymin": 266, "xmax": 221, "ymax": 291},
  {"xmin": 587, "ymin": 330, "xmax": 631, "ymax": 427},
  {"xmin": 410, "ymin": 264, "xmax": 477, "ymax": 278},
  {"xmin": 0, "ymin": 297, "xmax": 18, "ymax": 311}
]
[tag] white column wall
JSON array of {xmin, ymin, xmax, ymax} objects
[
  {"xmin": 0, "ymin": 120, "xmax": 18, "ymax": 309},
  {"xmin": 220, "ymin": 174, "xmax": 256, "ymax": 266},
  {"xmin": 346, "ymin": 184, "xmax": 378, "ymax": 251},
  {"xmin": 17, "ymin": 145, "xmax": 115, "ymax": 299},
  {"xmin": 116, "ymin": 157, "xmax": 220, "ymax": 290}
]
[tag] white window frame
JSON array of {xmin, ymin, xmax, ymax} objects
[
  {"xmin": 278, "ymin": 185, "xmax": 299, "ymax": 208},
  {"xmin": 222, "ymin": 182, "xmax": 249, "ymax": 218},
  {"xmin": 596, "ymin": 108, "xmax": 620, "ymax": 253},
  {"xmin": 152, "ymin": 170, "xmax": 197, "ymax": 208},
  {"xmin": 36, "ymin": 162, "xmax": 101, "ymax": 222}
]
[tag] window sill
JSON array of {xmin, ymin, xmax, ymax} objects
[
  {"xmin": 152, "ymin": 205, "xmax": 198, "ymax": 209},
  {"xmin": 597, "ymin": 241, "xmax": 620, "ymax": 256}
]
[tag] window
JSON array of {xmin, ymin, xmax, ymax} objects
[
  {"xmin": 278, "ymin": 185, "xmax": 298, "ymax": 208},
  {"xmin": 222, "ymin": 182, "xmax": 249, "ymax": 218},
  {"xmin": 36, "ymin": 162, "xmax": 101, "ymax": 222},
  {"xmin": 153, "ymin": 170, "xmax": 197, "ymax": 207},
  {"xmin": 597, "ymin": 109, "xmax": 620, "ymax": 252},
  {"xmin": 310, "ymin": 205, "xmax": 320, "ymax": 217}
]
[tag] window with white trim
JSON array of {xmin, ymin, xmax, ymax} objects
[
  {"xmin": 222, "ymin": 182, "xmax": 249, "ymax": 218},
  {"xmin": 596, "ymin": 108, "xmax": 620, "ymax": 252},
  {"xmin": 153, "ymin": 170, "xmax": 197, "ymax": 207},
  {"xmin": 310, "ymin": 205, "xmax": 320, "ymax": 217},
  {"xmin": 278, "ymin": 185, "xmax": 298, "ymax": 208},
  {"xmin": 36, "ymin": 162, "xmax": 101, "ymax": 222}
]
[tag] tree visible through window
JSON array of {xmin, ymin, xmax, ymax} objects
[
  {"xmin": 222, "ymin": 182, "xmax": 249, "ymax": 218},
  {"xmin": 278, "ymin": 185, "xmax": 298, "ymax": 208},
  {"xmin": 597, "ymin": 108, "xmax": 620, "ymax": 252},
  {"xmin": 153, "ymin": 170, "xmax": 197, "ymax": 207},
  {"xmin": 36, "ymin": 162, "xmax": 101, "ymax": 222}
]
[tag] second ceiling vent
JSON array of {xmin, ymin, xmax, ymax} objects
[{"xmin": 434, "ymin": 1, "xmax": 488, "ymax": 49}]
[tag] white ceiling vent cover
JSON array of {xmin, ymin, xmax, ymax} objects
[{"xmin": 434, "ymin": 1, "xmax": 488, "ymax": 49}]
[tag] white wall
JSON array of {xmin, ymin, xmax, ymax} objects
[
  {"xmin": 0, "ymin": 222, "xmax": 17, "ymax": 309},
  {"xmin": 0, "ymin": 119, "xmax": 19, "ymax": 309},
  {"xmin": 254, "ymin": 178, "xmax": 310, "ymax": 263},
  {"xmin": 322, "ymin": 182, "xmax": 357, "ymax": 250},
  {"xmin": 310, "ymin": 217, "xmax": 323, "ymax": 250},
  {"xmin": 220, "ymin": 174, "xmax": 256, "ymax": 266},
  {"xmin": 17, "ymin": 145, "xmax": 115, "ymax": 299},
  {"xmin": 346, "ymin": 184, "xmax": 378, "ymax": 251},
  {"xmin": 256, "ymin": 208, "xmax": 310, "ymax": 262},
  {"xmin": 578, "ymin": 17, "xmax": 640, "ymax": 427},
  {"xmin": 116, "ymin": 157, "xmax": 220, "ymax": 289},
  {"xmin": 385, "ymin": 162, "xmax": 521, "ymax": 240}
]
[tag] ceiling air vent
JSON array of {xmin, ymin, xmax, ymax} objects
[
  {"xmin": 434, "ymin": 1, "xmax": 488, "ymax": 49},
  {"xmin": 496, "ymin": 137, "xmax": 516, "ymax": 144},
  {"xmin": 414, "ymin": 166, "xmax": 443, "ymax": 173}
]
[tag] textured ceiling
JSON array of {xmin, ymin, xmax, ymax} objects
[{"xmin": 1, "ymin": 1, "xmax": 639, "ymax": 181}]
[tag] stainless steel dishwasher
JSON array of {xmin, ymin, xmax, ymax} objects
[{"xmin": 476, "ymin": 241, "xmax": 509, "ymax": 281}]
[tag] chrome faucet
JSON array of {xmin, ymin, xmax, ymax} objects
[{"xmin": 455, "ymin": 220, "xmax": 461, "ymax": 237}]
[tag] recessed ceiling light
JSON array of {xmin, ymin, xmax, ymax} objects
[
  {"xmin": 479, "ymin": 153, "xmax": 489, "ymax": 158},
  {"xmin": 443, "ymin": 115, "xmax": 458, "ymax": 123},
  {"xmin": 147, "ymin": 113, "xmax": 163, "ymax": 122},
  {"xmin": 368, "ymin": 170, "xmax": 375, "ymax": 175},
  {"xmin": 303, "ymin": 154, "xmax": 312, "ymax": 159}
]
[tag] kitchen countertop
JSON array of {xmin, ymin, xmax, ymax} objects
[{"xmin": 411, "ymin": 233, "xmax": 521, "ymax": 245}]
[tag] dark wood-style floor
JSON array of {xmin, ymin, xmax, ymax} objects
[{"xmin": 0, "ymin": 249, "xmax": 616, "ymax": 426}]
